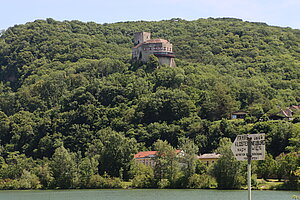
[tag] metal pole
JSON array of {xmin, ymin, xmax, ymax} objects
[{"xmin": 247, "ymin": 136, "xmax": 252, "ymax": 200}]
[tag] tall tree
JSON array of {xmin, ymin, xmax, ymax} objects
[
  {"xmin": 50, "ymin": 146, "xmax": 77, "ymax": 189},
  {"xmin": 89, "ymin": 128, "xmax": 138, "ymax": 179},
  {"xmin": 153, "ymin": 139, "xmax": 180, "ymax": 187},
  {"xmin": 211, "ymin": 138, "xmax": 242, "ymax": 189},
  {"xmin": 178, "ymin": 138, "xmax": 198, "ymax": 180}
]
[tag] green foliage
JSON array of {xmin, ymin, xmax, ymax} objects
[
  {"xmin": 32, "ymin": 159, "xmax": 53, "ymax": 189},
  {"xmin": 77, "ymin": 156, "xmax": 99, "ymax": 188},
  {"xmin": 153, "ymin": 140, "xmax": 180, "ymax": 187},
  {"xmin": 187, "ymin": 174, "xmax": 217, "ymax": 189},
  {"xmin": 276, "ymin": 152, "xmax": 300, "ymax": 185},
  {"xmin": 257, "ymin": 153, "xmax": 277, "ymax": 180},
  {"xmin": 88, "ymin": 128, "xmax": 138, "ymax": 178},
  {"xmin": 178, "ymin": 138, "xmax": 198, "ymax": 181},
  {"xmin": 195, "ymin": 159, "xmax": 208, "ymax": 175},
  {"xmin": 50, "ymin": 146, "xmax": 77, "ymax": 188},
  {"xmin": 18, "ymin": 170, "xmax": 41, "ymax": 189},
  {"xmin": 87, "ymin": 174, "xmax": 122, "ymax": 189},
  {"xmin": 211, "ymin": 138, "xmax": 243, "ymax": 189},
  {"xmin": 130, "ymin": 162, "xmax": 154, "ymax": 188},
  {"xmin": 0, "ymin": 18, "xmax": 300, "ymax": 189}
]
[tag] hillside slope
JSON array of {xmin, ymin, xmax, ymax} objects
[{"xmin": 0, "ymin": 18, "xmax": 299, "ymax": 158}]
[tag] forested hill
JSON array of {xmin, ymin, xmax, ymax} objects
[{"xmin": 0, "ymin": 18, "xmax": 299, "ymax": 163}]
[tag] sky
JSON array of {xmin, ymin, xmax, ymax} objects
[{"xmin": 1, "ymin": 0, "xmax": 300, "ymax": 30}]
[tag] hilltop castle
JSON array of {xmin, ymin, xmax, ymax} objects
[{"xmin": 132, "ymin": 32, "xmax": 176, "ymax": 67}]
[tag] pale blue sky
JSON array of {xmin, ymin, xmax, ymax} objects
[{"xmin": 1, "ymin": 0, "xmax": 299, "ymax": 30}]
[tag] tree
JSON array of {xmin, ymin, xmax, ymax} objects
[
  {"xmin": 257, "ymin": 153, "xmax": 276, "ymax": 180},
  {"xmin": 90, "ymin": 128, "xmax": 138, "ymax": 179},
  {"xmin": 178, "ymin": 138, "xmax": 198, "ymax": 181},
  {"xmin": 286, "ymin": 123, "xmax": 300, "ymax": 152},
  {"xmin": 211, "ymin": 138, "xmax": 243, "ymax": 189},
  {"xmin": 129, "ymin": 161, "xmax": 154, "ymax": 188},
  {"xmin": 50, "ymin": 146, "xmax": 77, "ymax": 188},
  {"xmin": 77, "ymin": 156, "xmax": 98, "ymax": 188},
  {"xmin": 153, "ymin": 139, "xmax": 180, "ymax": 188},
  {"xmin": 32, "ymin": 159, "xmax": 54, "ymax": 189},
  {"xmin": 146, "ymin": 54, "xmax": 159, "ymax": 70},
  {"xmin": 201, "ymin": 83, "xmax": 239, "ymax": 120},
  {"xmin": 136, "ymin": 88, "xmax": 196, "ymax": 123},
  {"xmin": 276, "ymin": 152, "xmax": 300, "ymax": 185},
  {"xmin": 18, "ymin": 169, "xmax": 41, "ymax": 189},
  {"xmin": 0, "ymin": 152, "xmax": 35, "ymax": 180}
]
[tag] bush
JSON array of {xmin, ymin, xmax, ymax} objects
[
  {"xmin": 187, "ymin": 174, "xmax": 217, "ymax": 189},
  {"xmin": 0, "ymin": 179, "xmax": 20, "ymax": 189},
  {"xmin": 132, "ymin": 174, "xmax": 154, "ymax": 188},
  {"xmin": 0, "ymin": 170, "xmax": 41, "ymax": 190},
  {"xmin": 157, "ymin": 179, "xmax": 170, "ymax": 189},
  {"xmin": 18, "ymin": 170, "xmax": 41, "ymax": 189},
  {"xmin": 88, "ymin": 175, "xmax": 122, "ymax": 189}
]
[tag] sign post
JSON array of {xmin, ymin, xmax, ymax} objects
[
  {"xmin": 247, "ymin": 136, "xmax": 252, "ymax": 200},
  {"xmin": 231, "ymin": 133, "xmax": 265, "ymax": 200}
]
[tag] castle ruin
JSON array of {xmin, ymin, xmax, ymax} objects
[{"xmin": 132, "ymin": 32, "xmax": 176, "ymax": 67}]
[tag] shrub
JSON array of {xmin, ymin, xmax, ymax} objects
[
  {"xmin": 157, "ymin": 179, "xmax": 170, "ymax": 189},
  {"xmin": 88, "ymin": 175, "xmax": 122, "ymax": 189},
  {"xmin": 187, "ymin": 174, "xmax": 217, "ymax": 189},
  {"xmin": 132, "ymin": 174, "xmax": 154, "ymax": 188}
]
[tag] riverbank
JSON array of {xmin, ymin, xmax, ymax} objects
[
  {"xmin": 121, "ymin": 179, "xmax": 299, "ymax": 191},
  {"xmin": 256, "ymin": 179, "xmax": 284, "ymax": 190}
]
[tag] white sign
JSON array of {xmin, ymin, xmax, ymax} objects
[{"xmin": 231, "ymin": 133, "xmax": 265, "ymax": 161}]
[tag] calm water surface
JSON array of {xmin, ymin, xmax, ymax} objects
[{"xmin": 0, "ymin": 189, "xmax": 298, "ymax": 200}]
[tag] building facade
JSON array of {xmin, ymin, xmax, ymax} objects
[
  {"xmin": 198, "ymin": 153, "xmax": 221, "ymax": 166},
  {"xmin": 231, "ymin": 111, "xmax": 248, "ymax": 120},
  {"xmin": 134, "ymin": 151, "xmax": 157, "ymax": 167},
  {"xmin": 132, "ymin": 32, "xmax": 176, "ymax": 67}
]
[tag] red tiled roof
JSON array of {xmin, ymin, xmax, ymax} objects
[
  {"xmin": 134, "ymin": 150, "xmax": 182, "ymax": 159},
  {"xmin": 134, "ymin": 151, "xmax": 157, "ymax": 159}
]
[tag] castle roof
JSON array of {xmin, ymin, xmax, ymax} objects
[{"xmin": 144, "ymin": 39, "xmax": 169, "ymax": 44}]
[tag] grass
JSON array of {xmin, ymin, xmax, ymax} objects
[{"xmin": 256, "ymin": 179, "xmax": 284, "ymax": 190}]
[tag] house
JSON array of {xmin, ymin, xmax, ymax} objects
[
  {"xmin": 269, "ymin": 105, "xmax": 300, "ymax": 121},
  {"xmin": 132, "ymin": 32, "xmax": 176, "ymax": 67},
  {"xmin": 198, "ymin": 153, "xmax": 221, "ymax": 166},
  {"xmin": 231, "ymin": 111, "xmax": 248, "ymax": 120},
  {"xmin": 134, "ymin": 151, "xmax": 157, "ymax": 167},
  {"xmin": 134, "ymin": 150, "xmax": 183, "ymax": 167}
]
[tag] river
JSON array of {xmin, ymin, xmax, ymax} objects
[{"xmin": 0, "ymin": 189, "xmax": 298, "ymax": 200}]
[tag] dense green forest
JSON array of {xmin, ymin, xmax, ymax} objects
[{"xmin": 0, "ymin": 18, "xmax": 299, "ymax": 189}]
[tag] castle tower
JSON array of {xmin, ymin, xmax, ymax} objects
[{"xmin": 134, "ymin": 32, "xmax": 151, "ymax": 46}]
